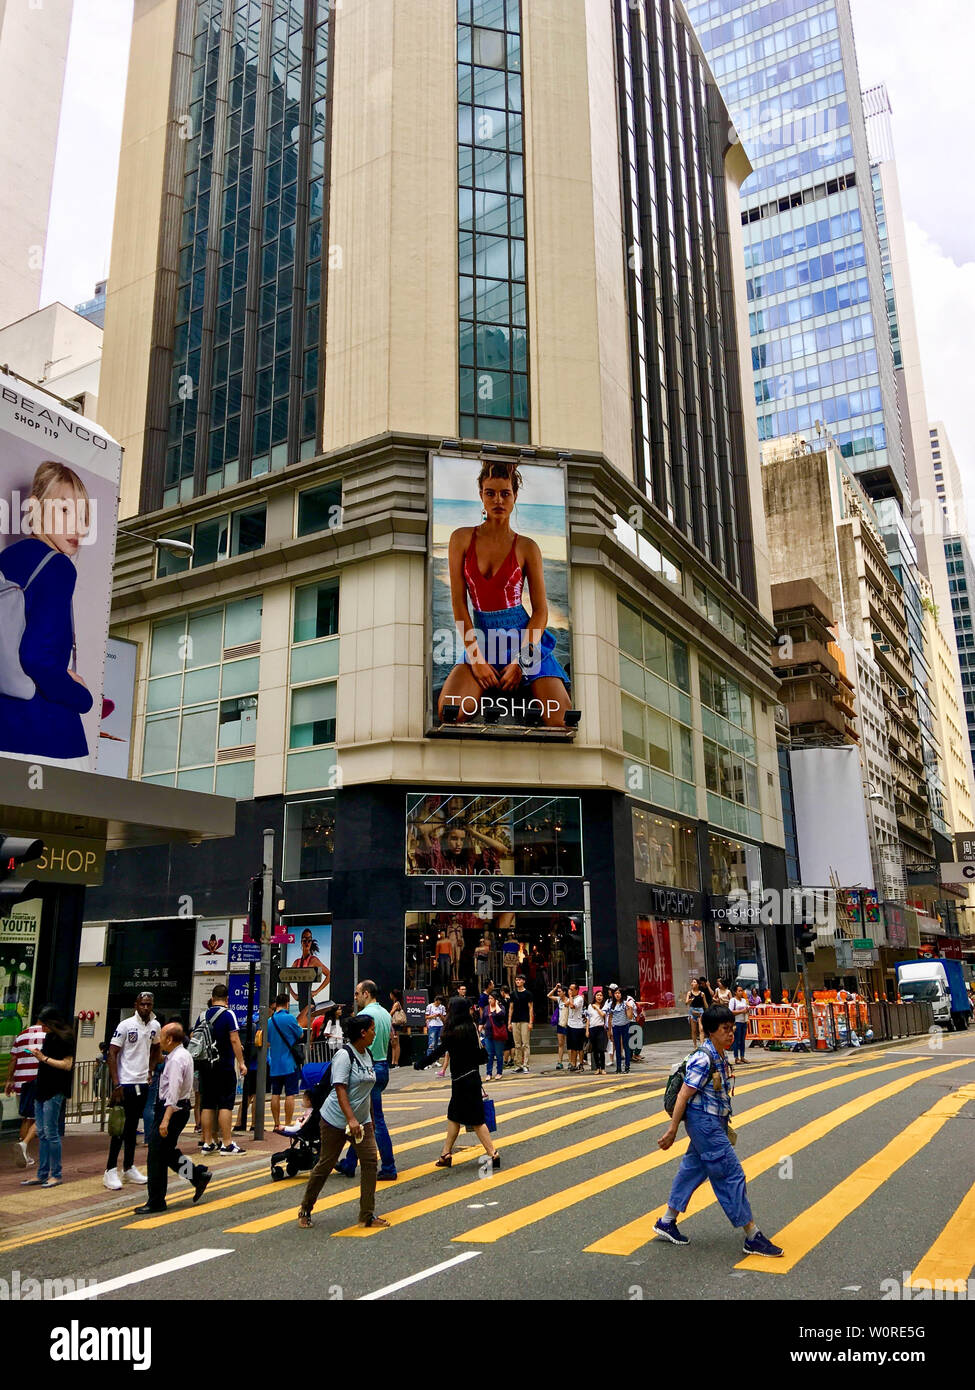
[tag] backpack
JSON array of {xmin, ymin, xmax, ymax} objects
[
  {"xmin": 0, "ymin": 550, "xmax": 56, "ymax": 699},
  {"xmin": 307, "ymin": 1044, "xmax": 359, "ymax": 1111},
  {"xmin": 187, "ymin": 1005, "xmax": 228, "ymax": 1067},
  {"xmin": 663, "ymin": 1049, "xmax": 717, "ymax": 1117}
]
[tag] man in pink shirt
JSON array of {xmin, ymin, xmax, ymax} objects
[{"xmin": 3, "ymin": 1017, "xmax": 45, "ymax": 1167}]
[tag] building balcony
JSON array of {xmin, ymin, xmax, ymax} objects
[{"xmin": 787, "ymin": 698, "xmax": 854, "ymax": 741}]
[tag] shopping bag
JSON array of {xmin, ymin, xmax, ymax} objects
[
  {"xmin": 107, "ymin": 1105, "xmax": 125, "ymax": 1139},
  {"xmin": 482, "ymin": 1094, "xmax": 497, "ymax": 1133}
]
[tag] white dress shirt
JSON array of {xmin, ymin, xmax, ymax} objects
[{"xmin": 158, "ymin": 1045, "xmax": 194, "ymax": 1107}]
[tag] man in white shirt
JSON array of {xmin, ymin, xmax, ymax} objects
[
  {"xmin": 134, "ymin": 1022, "xmax": 212, "ymax": 1215},
  {"xmin": 104, "ymin": 990, "xmax": 161, "ymax": 1191}
]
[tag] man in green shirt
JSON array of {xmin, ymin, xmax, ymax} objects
[{"xmin": 335, "ymin": 979, "xmax": 399, "ymax": 1181}]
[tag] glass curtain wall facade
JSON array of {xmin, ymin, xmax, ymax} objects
[
  {"xmin": 686, "ymin": 0, "xmax": 905, "ymax": 501},
  {"xmin": 164, "ymin": 0, "xmax": 331, "ymax": 509},
  {"xmin": 613, "ymin": 0, "xmax": 747, "ymax": 594},
  {"xmin": 457, "ymin": 0, "xmax": 529, "ymax": 443},
  {"xmin": 946, "ymin": 536, "xmax": 975, "ymax": 772}
]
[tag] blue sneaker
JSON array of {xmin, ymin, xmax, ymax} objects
[
  {"xmin": 742, "ymin": 1230, "xmax": 783, "ymax": 1258},
  {"xmin": 377, "ymin": 1170, "xmax": 398, "ymax": 1181},
  {"xmin": 653, "ymin": 1217, "xmax": 689, "ymax": 1246}
]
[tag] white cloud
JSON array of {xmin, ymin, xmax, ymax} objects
[{"xmin": 904, "ymin": 221, "xmax": 975, "ymax": 528}]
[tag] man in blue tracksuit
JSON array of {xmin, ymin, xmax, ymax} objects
[{"xmin": 654, "ymin": 1005, "xmax": 783, "ymax": 1257}]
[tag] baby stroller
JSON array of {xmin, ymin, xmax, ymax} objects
[{"xmin": 268, "ymin": 1059, "xmax": 328, "ymax": 1181}]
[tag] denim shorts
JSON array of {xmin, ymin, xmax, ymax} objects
[
  {"xmin": 18, "ymin": 1080, "xmax": 36, "ymax": 1119},
  {"xmin": 688, "ymin": 1007, "xmax": 704, "ymax": 1019}
]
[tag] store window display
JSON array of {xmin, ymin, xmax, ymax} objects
[{"xmin": 632, "ymin": 808, "xmax": 699, "ymax": 889}]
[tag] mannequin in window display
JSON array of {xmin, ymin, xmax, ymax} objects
[
  {"xmin": 447, "ymin": 918, "xmax": 464, "ymax": 980},
  {"xmin": 633, "ymin": 823, "xmax": 652, "ymax": 882},
  {"xmin": 434, "ymin": 929, "xmax": 453, "ymax": 990},
  {"xmin": 474, "ymin": 934, "xmax": 492, "ymax": 988},
  {"xmin": 658, "ymin": 839, "xmax": 676, "ymax": 887},
  {"xmin": 549, "ymin": 929, "xmax": 566, "ymax": 986},
  {"xmin": 502, "ymin": 930, "xmax": 521, "ymax": 990}
]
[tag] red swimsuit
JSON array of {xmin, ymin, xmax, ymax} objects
[{"xmin": 464, "ymin": 529, "xmax": 524, "ymax": 612}]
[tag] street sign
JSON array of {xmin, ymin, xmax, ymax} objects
[
  {"xmin": 229, "ymin": 942, "xmax": 262, "ymax": 964},
  {"xmin": 279, "ymin": 965, "xmax": 320, "ymax": 984},
  {"xmin": 271, "ymin": 930, "xmax": 295, "ymax": 944},
  {"xmin": 352, "ymin": 930, "xmax": 364, "ymax": 955},
  {"xmin": 852, "ymin": 937, "xmax": 874, "ymax": 950},
  {"xmin": 940, "ymin": 861, "xmax": 975, "ymax": 883}
]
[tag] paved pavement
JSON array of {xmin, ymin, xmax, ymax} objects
[{"xmin": 2, "ymin": 1032, "xmax": 973, "ymax": 1312}]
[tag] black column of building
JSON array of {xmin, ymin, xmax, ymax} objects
[{"xmin": 39, "ymin": 886, "xmax": 87, "ymax": 1017}]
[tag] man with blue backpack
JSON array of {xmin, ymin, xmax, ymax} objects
[{"xmin": 654, "ymin": 1004, "xmax": 783, "ymax": 1258}]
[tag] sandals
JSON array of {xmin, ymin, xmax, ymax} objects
[
  {"xmin": 435, "ymin": 1153, "xmax": 453, "ymax": 1168},
  {"xmin": 297, "ymin": 1209, "xmax": 313, "ymax": 1229},
  {"xmin": 362, "ymin": 1214, "xmax": 391, "ymax": 1228}
]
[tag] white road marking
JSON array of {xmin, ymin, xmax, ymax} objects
[
  {"xmin": 358, "ymin": 1251, "xmax": 480, "ymax": 1300},
  {"xmin": 56, "ymin": 1248, "xmax": 235, "ymax": 1300}
]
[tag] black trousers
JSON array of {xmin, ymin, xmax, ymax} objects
[
  {"xmin": 589, "ymin": 1026, "xmax": 607, "ymax": 1071},
  {"xmin": 107, "ymin": 1083, "xmax": 148, "ymax": 1172},
  {"xmin": 146, "ymin": 1102, "xmax": 201, "ymax": 1209}
]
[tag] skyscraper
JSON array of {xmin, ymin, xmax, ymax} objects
[
  {"xmin": 91, "ymin": 0, "xmax": 793, "ymax": 1022},
  {"xmin": 686, "ymin": 0, "xmax": 906, "ymax": 502},
  {"xmin": 0, "ymin": 0, "xmax": 75, "ymax": 325}
]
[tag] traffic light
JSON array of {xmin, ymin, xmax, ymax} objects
[
  {"xmin": 246, "ymin": 874, "xmax": 263, "ymax": 942},
  {"xmin": 795, "ymin": 924, "xmax": 818, "ymax": 961},
  {"xmin": 0, "ymin": 834, "xmax": 44, "ymax": 907}
]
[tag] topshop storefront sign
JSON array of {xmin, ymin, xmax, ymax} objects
[{"xmin": 418, "ymin": 878, "xmax": 583, "ymax": 911}]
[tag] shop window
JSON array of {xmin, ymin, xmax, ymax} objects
[
  {"xmin": 283, "ymin": 796, "xmax": 336, "ymax": 879},
  {"xmin": 708, "ymin": 831, "xmax": 762, "ymax": 896},
  {"xmin": 406, "ymin": 793, "xmax": 583, "ymax": 876},
  {"xmin": 406, "ymin": 911, "xmax": 587, "ymax": 994},
  {"xmin": 637, "ymin": 916, "xmax": 705, "ymax": 1018},
  {"xmin": 632, "ymin": 808, "xmax": 699, "ymax": 891}
]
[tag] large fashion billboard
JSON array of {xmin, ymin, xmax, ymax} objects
[
  {"xmin": 428, "ymin": 453, "xmax": 572, "ymax": 729},
  {"xmin": 0, "ymin": 371, "xmax": 123, "ymax": 772}
]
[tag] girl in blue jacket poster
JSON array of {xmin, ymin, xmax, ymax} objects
[{"xmin": 0, "ymin": 461, "xmax": 94, "ymax": 763}]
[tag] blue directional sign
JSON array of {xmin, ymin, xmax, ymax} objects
[
  {"xmin": 352, "ymin": 930, "xmax": 364, "ymax": 956},
  {"xmin": 229, "ymin": 942, "xmax": 262, "ymax": 964}
]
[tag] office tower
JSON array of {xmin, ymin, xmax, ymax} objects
[
  {"xmin": 686, "ymin": 0, "xmax": 906, "ymax": 502},
  {"xmin": 929, "ymin": 422, "xmax": 966, "ymax": 535},
  {"xmin": 0, "ymin": 0, "xmax": 75, "ymax": 325},
  {"xmin": 90, "ymin": 0, "xmax": 795, "ymax": 1022}
]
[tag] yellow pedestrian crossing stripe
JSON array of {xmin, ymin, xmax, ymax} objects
[
  {"xmin": 459, "ymin": 1057, "xmax": 922, "ymax": 1246},
  {"xmin": 907, "ymin": 1172, "xmax": 975, "ymax": 1290},
  {"xmin": 328, "ymin": 1060, "xmax": 871, "ymax": 1239},
  {"xmin": 586, "ymin": 1059, "xmax": 968, "ymax": 1256},
  {"xmin": 736, "ymin": 1078, "xmax": 975, "ymax": 1274}
]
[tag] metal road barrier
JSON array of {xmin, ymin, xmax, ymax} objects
[{"xmin": 65, "ymin": 1059, "xmax": 109, "ymax": 1129}]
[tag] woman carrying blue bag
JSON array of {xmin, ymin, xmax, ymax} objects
[{"xmin": 415, "ymin": 998, "xmax": 500, "ymax": 1170}]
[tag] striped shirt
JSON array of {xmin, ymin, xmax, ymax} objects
[{"xmin": 9, "ymin": 1025, "xmax": 45, "ymax": 1090}]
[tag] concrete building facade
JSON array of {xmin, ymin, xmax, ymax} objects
[
  {"xmin": 0, "ymin": 0, "xmax": 75, "ymax": 325},
  {"xmin": 88, "ymin": 0, "xmax": 791, "ymax": 1032}
]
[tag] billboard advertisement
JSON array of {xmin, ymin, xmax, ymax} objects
[
  {"xmin": 283, "ymin": 924, "xmax": 331, "ymax": 1026},
  {"xmin": 790, "ymin": 746, "xmax": 874, "ymax": 889},
  {"xmin": 428, "ymin": 453, "xmax": 571, "ymax": 729},
  {"xmin": 98, "ymin": 636, "xmax": 138, "ymax": 777},
  {"xmin": 0, "ymin": 371, "xmax": 123, "ymax": 772}
]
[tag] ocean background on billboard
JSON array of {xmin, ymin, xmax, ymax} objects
[{"xmin": 430, "ymin": 456, "xmax": 570, "ymax": 715}]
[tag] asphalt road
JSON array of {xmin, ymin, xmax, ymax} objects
[{"xmin": 3, "ymin": 1034, "xmax": 975, "ymax": 1305}]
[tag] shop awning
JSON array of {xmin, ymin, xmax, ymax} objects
[{"xmin": 0, "ymin": 758, "xmax": 235, "ymax": 852}]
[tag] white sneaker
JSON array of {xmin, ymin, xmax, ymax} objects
[
  {"xmin": 103, "ymin": 1169, "xmax": 123, "ymax": 1191},
  {"xmin": 15, "ymin": 1140, "xmax": 28, "ymax": 1167},
  {"xmin": 123, "ymin": 1166, "xmax": 147, "ymax": 1185}
]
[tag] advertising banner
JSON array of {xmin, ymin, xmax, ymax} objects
[
  {"xmin": 637, "ymin": 916, "xmax": 676, "ymax": 1013},
  {"xmin": 195, "ymin": 919, "xmax": 230, "ymax": 974},
  {"xmin": 0, "ymin": 371, "xmax": 123, "ymax": 772},
  {"xmin": 428, "ymin": 453, "xmax": 571, "ymax": 729},
  {"xmin": 0, "ymin": 898, "xmax": 42, "ymax": 1049},
  {"xmin": 98, "ymin": 636, "xmax": 138, "ymax": 777},
  {"xmin": 282, "ymin": 924, "xmax": 331, "ymax": 1026}
]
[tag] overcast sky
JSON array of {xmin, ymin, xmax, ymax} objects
[{"xmin": 41, "ymin": 0, "xmax": 975, "ymax": 516}]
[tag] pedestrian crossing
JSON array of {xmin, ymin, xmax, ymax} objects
[{"xmin": 4, "ymin": 1050, "xmax": 975, "ymax": 1290}]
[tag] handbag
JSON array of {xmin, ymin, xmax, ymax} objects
[
  {"xmin": 107, "ymin": 1104, "xmax": 125, "ymax": 1139},
  {"xmin": 482, "ymin": 1093, "xmax": 497, "ymax": 1133}
]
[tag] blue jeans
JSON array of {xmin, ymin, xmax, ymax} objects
[
  {"xmin": 36, "ymin": 1095, "xmax": 65, "ymax": 1182},
  {"xmin": 484, "ymin": 1036, "xmax": 504, "ymax": 1076},
  {"xmin": 426, "ymin": 1026, "xmax": 443, "ymax": 1055},
  {"xmin": 338, "ymin": 1060, "xmax": 396, "ymax": 1177},
  {"xmin": 668, "ymin": 1108, "xmax": 752, "ymax": 1229},
  {"xmin": 613, "ymin": 1024, "xmax": 631, "ymax": 1073},
  {"xmin": 733, "ymin": 1020, "xmax": 747, "ymax": 1062}
]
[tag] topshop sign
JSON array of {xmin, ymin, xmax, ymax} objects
[{"xmin": 420, "ymin": 878, "xmax": 580, "ymax": 910}]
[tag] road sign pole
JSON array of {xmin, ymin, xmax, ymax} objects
[
  {"xmin": 352, "ymin": 929, "xmax": 363, "ymax": 998},
  {"xmin": 254, "ymin": 827, "xmax": 274, "ymax": 1141}
]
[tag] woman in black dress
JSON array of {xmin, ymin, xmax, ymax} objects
[{"xmin": 415, "ymin": 999, "xmax": 500, "ymax": 1169}]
